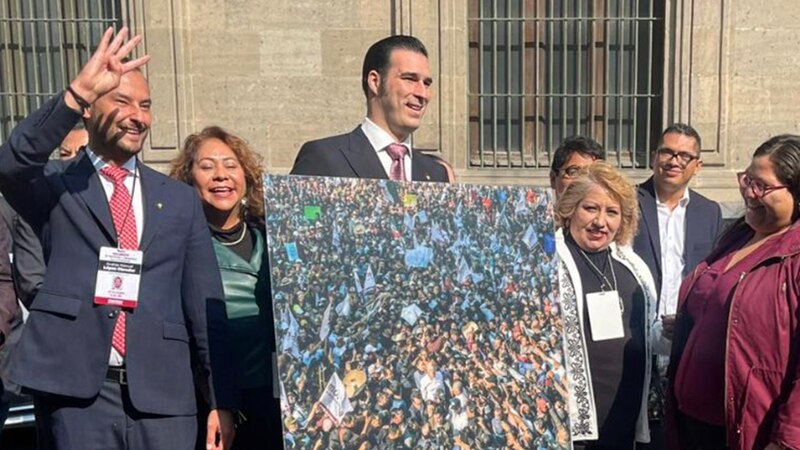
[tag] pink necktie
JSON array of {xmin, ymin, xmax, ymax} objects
[
  {"xmin": 100, "ymin": 166, "xmax": 138, "ymax": 356},
  {"xmin": 385, "ymin": 143, "xmax": 408, "ymax": 181}
]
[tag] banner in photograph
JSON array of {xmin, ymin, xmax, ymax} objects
[{"xmin": 265, "ymin": 175, "xmax": 567, "ymax": 450}]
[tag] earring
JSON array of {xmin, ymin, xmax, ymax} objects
[{"xmin": 238, "ymin": 197, "xmax": 247, "ymax": 218}]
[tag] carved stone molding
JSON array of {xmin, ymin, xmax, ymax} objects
[
  {"xmin": 124, "ymin": 0, "xmax": 191, "ymax": 164},
  {"xmin": 664, "ymin": 0, "xmax": 731, "ymax": 167},
  {"xmin": 391, "ymin": 0, "xmax": 445, "ymax": 154}
]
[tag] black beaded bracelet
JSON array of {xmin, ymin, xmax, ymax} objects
[{"xmin": 66, "ymin": 86, "xmax": 91, "ymax": 113}]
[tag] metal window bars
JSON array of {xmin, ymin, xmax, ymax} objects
[
  {"xmin": 0, "ymin": 0, "xmax": 123, "ymax": 143},
  {"xmin": 468, "ymin": 0, "xmax": 664, "ymax": 169}
]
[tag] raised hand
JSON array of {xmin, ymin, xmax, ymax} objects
[{"xmin": 65, "ymin": 26, "xmax": 150, "ymax": 112}]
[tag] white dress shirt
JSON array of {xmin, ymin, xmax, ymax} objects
[
  {"xmin": 361, "ymin": 118, "xmax": 413, "ymax": 181},
  {"xmin": 86, "ymin": 147, "xmax": 144, "ymax": 366},
  {"xmin": 418, "ymin": 371, "xmax": 445, "ymax": 403},
  {"xmin": 656, "ymin": 188, "xmax": 690, "ymax": 319}
]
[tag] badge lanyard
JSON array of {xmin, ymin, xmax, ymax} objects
[
  {"xmin": 93, "ymin": 164, "xmax": 143, "ymax": 309},
  {"xmin": 116, "ymin": 166, "xmax": 138, "ymax": 249},
  {"xmin": 578, "ymin": 248, "xmax": 626, "ymax": 341},
  {"xmin": 578, "ymin": 248, "xmax": 623, "ymax": 313}
]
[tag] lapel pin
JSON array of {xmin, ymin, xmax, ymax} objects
[{"xmin": 156, "ymin": 202, "xmax": 163, "ymax": 210}]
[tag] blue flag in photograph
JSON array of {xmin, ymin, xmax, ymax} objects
[
  {"xmin": 496, "ymin": 190, "xmax": 508, "ymax": 204},
  {"xmin": 543, "ymin": 233, "xmax": 556, "ymax": 255},
  {"xmin": 404, "ymin": 246, "xmax": 433, "ymax": 268},
  {"xmin": 285, "ymin": 242, "xmax": 299, "ymax": 262}
]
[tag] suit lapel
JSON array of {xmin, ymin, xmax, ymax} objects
[
  {"xmin": 340, "ymin": 127, "xmax": 389, "ymax": 179},
  {"xmin": 411, "ymin": 152, "xmax": 435, "ymax": 182},
  {"xmin": 64, "ymin": 154, "xmax": 117, "ymax": 245},
  {"xmin": 639, "ymin": 177, "xmax": 662, "ymax": 275},
  {"xmin": 138, "ymin": 163, "xmax": 166, "ymax": 252},
  {"xmin": 683, "ymin": 189, "xmax": 700, "ymax": 270}
]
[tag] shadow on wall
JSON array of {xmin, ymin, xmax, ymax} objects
[{"xmin": 720, "ymin": 200, "xmax": 744, "ymax": 228}]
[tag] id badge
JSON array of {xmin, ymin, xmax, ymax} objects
[
  {"xmin": 585, "ymin": 290, "xmax": 625, "ymax": 341},
  {"xmin": 94, "ymin": 246, "xmax": 143, "ymax": 309}
]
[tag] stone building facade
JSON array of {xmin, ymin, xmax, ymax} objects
[{"xmin": 4, "ymin": 1, "xmax": 800, "ymax": 211}]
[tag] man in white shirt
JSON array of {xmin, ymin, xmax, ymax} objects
[
  {"xmin": 291, "ymin": 35, "xmax": 448, "ymax": 183},
  {"xmin": 633, "ymin": 123, "xmax": 724, "ymax": 450},
  {"xmin": 417, "ymin": 360, "xmax": 445, "ymax": 403}
]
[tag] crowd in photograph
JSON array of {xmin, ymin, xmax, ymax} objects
[{"xmin": 265, "ymin": 176, "xmax": 569, "ymax": 450}]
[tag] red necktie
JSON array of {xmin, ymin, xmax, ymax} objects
[
  {"xmin": 100, "ymin": 166, "xmax": 138, "ymax": 356},
  {"xmin": 385, "ymin": 143, "xmax": 408, "ymax": 181}
]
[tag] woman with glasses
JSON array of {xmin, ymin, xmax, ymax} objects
[{"xmin": 666, "ymin": 135, "xmax": 800, "ymax": 450}]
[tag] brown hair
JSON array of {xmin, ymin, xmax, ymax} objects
[
  {"xmin": 169, "ymin": 126, "xmax": 265, "ymax": 223},
  {"xmin": 554, "ymin": 161, "xmax": 639, "ymax": 246}
]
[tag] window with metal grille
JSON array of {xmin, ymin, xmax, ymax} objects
[
  {"xmin": 468, "ymin": 0, "xmax": 664, "ymax": 169},
  {"xmin": 0, "ymin": 0, "xmax": 123, "ymax": 143}
]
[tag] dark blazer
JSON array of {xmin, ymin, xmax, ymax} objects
[
  {"xmin": 0, "ymin": 196, "xmax": 26, "ymax": 395},
  {"xmin": 0, "ymin": 195, "xmax": 46, "ymax": 307},
  {"xmin": 290, "ymin": 126, "xmax": 449, "ymax": 182},
  {"xmin": 0, "ymin": 94, "xmax": 237, "ymax": 416},
  {"xmin": 633, "ymin": 176, "xmax": 724, "ymax": 299},
  {"xmin": 0, "ymin": 201, "xmax": 17, "ymax": 346}
]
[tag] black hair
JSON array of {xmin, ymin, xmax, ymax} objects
[
  {"xmin": 659, "ymin": 123, "xmax": 702, "ymax": 151},
  {"xmin": 549, "ymin": 135, "xmax": 604, "ymax": 174},
  {"xmin": 710, "ymin": 134, "xmax": 800, "ymax": 256},
  {"xmin": 361, "ymin": 35, "xmax": 428, "ymax": 98},
  {"xmin": 753, "ymin": 134, "xmax": 800, "ymax": 217}
]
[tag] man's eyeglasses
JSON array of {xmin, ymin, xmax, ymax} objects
[
  {"xmin": 656, "ymin": 148, "xmax": 700, "ymax": 166},
  {"xmin": 736, "ymin": 172, "xmax": 788, "ymax": 198},
  {"xmin": 557, "ymin": 165, "xmax": 586, "ymax": 179}
]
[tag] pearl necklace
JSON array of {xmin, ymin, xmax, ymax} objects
[{"xmin": 217, "ymin": 224, "xmax": 247, "ymax": 247}]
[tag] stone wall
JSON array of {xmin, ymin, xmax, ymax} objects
[
  {"xmin": 131, "ymin": 0, "xmax": 800, "ymax": 211},
  {"xmin": 663, "ymin": 0, "xmax": 800, "ymax": 207}
]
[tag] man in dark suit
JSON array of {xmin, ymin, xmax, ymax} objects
[
  {"xmin": 291, "ymin": 35, "xmax": 448, "ymax": 182},
  {"xmin": 57, "ymin": 123, "xmax": 89, "ymax": 160},
  {"xmin": 0, "ymin": 212, "xmax": 16, "ymax": 352},
  {"xmin": 0, "ymin": 196, "xmax": 28, "ymax": 434},
  {"xmin": 549, "ymin": 135, "xmax": 605, "ymax": 198},
  {"xmin": 0, "ymin": 28, "xmax": 236, "ymax": 449},
  {"xmin": 0, "ymin": 198, "xmax": 18, "ymax": 436},
  {"xmin": 633, "ymin": 123, "xmax": 724, "ymax": 450}
]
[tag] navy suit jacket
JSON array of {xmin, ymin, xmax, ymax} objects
[
  {"xmin": 0, "ymin": 94, "xmax": 237, "ymax": 416},
  {"xmin": 290, "ymin": 127, "xmax": 449, "ymax": 182},
  {"xmin": 633, "ymin": 177, "xmax": 724, "ymax": 302}
]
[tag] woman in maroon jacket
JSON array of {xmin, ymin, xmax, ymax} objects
[{"xmin": 667, "ymin": 134, "xmax": 800, "ymax": 450}]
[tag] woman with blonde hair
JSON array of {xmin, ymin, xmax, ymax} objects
[{"xmin": 554, "ymin": 161, "xmax": 656, "ymax": 450}]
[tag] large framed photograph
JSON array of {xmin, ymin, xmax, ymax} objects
[{"xmin": 265, "ymin": 175, "xmax": 569, "ymax": 449}]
